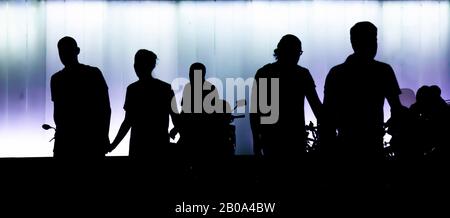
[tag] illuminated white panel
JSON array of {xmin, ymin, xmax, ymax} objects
[{"xmin": 0, "ymin": 1, "xmax": 449, "ymax": 157}]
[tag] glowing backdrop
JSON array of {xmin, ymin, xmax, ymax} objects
[{"xmin": 0, "ymin": 1, "xmax": 449, "ymax": 157}]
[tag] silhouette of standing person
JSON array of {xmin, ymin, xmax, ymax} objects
[
  {"xmin": 250, "ymin": 34, "xmax": 322, "ymax": 160},
  {"xmin": 179, "ymin": 63, "xmax": 220, "ymax": 115},
  {"xmin": 322, "ymin": 22, "xmax": 402, "ymax": 163},
  {"xmin": 171, "ymin": 63, "xmax": 226, "ymax": 177},
  {"xmin": 109, "ymin": 50, "xmax": 178, "ymax": 159},
  {"xmin": 176, "ymin": 62, "xmax": 220, "ymax": 152},
  {"xmin": 51, "ymin": 36, "xmax": 111, "ymax": 158}
]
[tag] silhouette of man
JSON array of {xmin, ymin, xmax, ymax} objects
[
  {"xmin": 51, "ymin": 36, "xmax": 111, "ymax": 158},
  {"xmin": 174, "ymin": 63, "xmax": 224, "ymax": 171},
  {"xmin": 322, "ymin": 22, "xmax": 402, "ymax": 163},
  {"xmin": 180, "ymin": 62, "xmax": 219, "ymax": 114},
  {"xmin": 109, "ymin": 50, "xmax": 178, "ymax": 159},
  {"xmin": 250, "ymin": 34, "xmax": 322, "ymax": 159}
]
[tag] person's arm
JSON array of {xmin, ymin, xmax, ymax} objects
[
  {"xmin": 50, "ymin": 76, "xmax": 61, "ymax": 127},
  {"xmin": 320, "ymin": 70, "xmax": 338, "ymax": 153},
  {"xmin": 385, "ymin": 65, "xmax": 403, "ymax": 116},
  {"xmin": 109, "ymin": 86, "xmax": 132, "ymax": 153},
  {"xmin": 109, "ymin": 112, "xmax": 132, "ymax": 152},
  {"xmin": 96, "ymin": 68, "xmax": 112, "ymax": 142},
  {"xmin": 304, "ymin": 70, "xmax": 322, "ymax": 123},
  {"xmin": 250, "ymin": 75, "xmax": 262, "ymax": 156},
  {"xmin": 387, "ymin": 95, "xmax": 403, "ymax": 116},
  {"xmin": 169, "ymin": 88, "xmax": 180, "ymax": 139},
  {"xmin": 306, "ymin": 86, "xmax": 322, "ymax": 122}
]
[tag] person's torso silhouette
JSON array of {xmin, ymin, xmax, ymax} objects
[
  {"xmin": 107, "ymin": 49, "xmax": 178, "ymax": 159},
  {"xmin": 323, "ymin": 22, "xmax": 401, "ymax": 162},
  {"xmin": 253, "ymin": 63, "xmax": 316, "ymax": 156},
  {"xmin": 125, "ymin": 77, "xmax": 175, "ymax": 157},
  {"xmin": 51, "ymin": 36, "xmax": 111, "ymax": 158},
  {"xmin": 251, "ymin": 34, "xmax": 322, "ymax": 159},
  {"xmin": 178, "ymin": 63, "xmax": 222, "ymax": 159}
]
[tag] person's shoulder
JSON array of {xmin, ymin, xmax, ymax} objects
[
  {"xmin": 51, "ymin": 69, "xmax": 64, "ymax": 80},
  {"xmin": 152, "ymin": 78, "xmax": 172, "ymax": 90},
  {"xmin": 153, "ymin": 78, "xmax": 171, "ymax": 86},
  {"xmin": 255, "ymin": 63, "xmax": 275, "ymax": 78},
  {"xmin": 328, "ymin": 62, "xmax": 346, "ymax": 77},
  {"xmin": 373, "ymin": 60, "xmax": 394, "ymax": 71},
  {"xmin": 80, "ymin": 63, "xmax": 97, "ymax": 70},
  {"xmin": 204, "ymin": 80, "xmax": 214, "ymax": 87},
  {"xmin": 204, "ymin": 80, "xmax": 217, "ymax": 91},
  {"xmin": 127, "ymin": 81, "xmax": 140, "ymax": 90},
  {"xmin": 80, "ymin": 64, "xmax": 102, "ymax": 74},
  {"xmin": 324, "ymin": 63, "xmax": 346, "ymax": 85},
  {"xmin": 296, "ymin": 65, "xmax": 312, "ymax": 76},
  {"xmin": 260, "ymin": 63, "xmax": 275, "ymax": 70},
  {"xmin": 297, "ymin": 65, "xmax": 309, "ymax": 72},
  {"xmin": 51, "ymin": 68, "xmax": 71, "ymax": 85}
]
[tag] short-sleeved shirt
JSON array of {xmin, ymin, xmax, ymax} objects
[
  {"xmin": 50, "ymin": 64, "xmax": 110, "ymax": 157},
  {"xmin": 324, "ymin": 54, "xmax": 401, "ymax": 141},
  {"xmin": 251, "ymin": 62, "xmax": 316, "ymax": 154},
  {"xmin": 124, "ymin": 78, "xmax": 175, "ymax": 157}
]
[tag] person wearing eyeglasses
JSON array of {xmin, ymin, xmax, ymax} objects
[{"xmin": 250, "ymin": 34, "xmax": 322, "ymax": 162}]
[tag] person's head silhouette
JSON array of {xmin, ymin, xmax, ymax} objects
[
  {"xmin": 274, "ymin": 34, "xmax": 302, "ymax": 65},
  {"xmin": 416, "ymin": 85, "xmax": 431, "ymax": 104},
  {"xmin": 350, "ymin": 21, "xmax": 378, "ymax": 60},
  {"xmin": 58, "ymin": 36, "xmax": 80, "ymax": 67},
  {"xmin": 134, "ymin": 49, "xmax": 157, "ymax": 80},
  {"xmin": 189, "ymin": 62, "xmax": 206, "ymax": 84},
  {"xmin": 429, "ymin": 85, "xmax": 446, "ymax": 104},
  {"xmin": 429, "ymin": 85, "xmax": 442, "ymax": 98}
]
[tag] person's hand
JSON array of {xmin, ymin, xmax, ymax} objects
[
  {"xmin": 105, "ymin": 142, "xmax": 117, "ymax": 154},
  {"xmin": 169, "ymin": 128, "xmax": 178, "ymax": 140}
]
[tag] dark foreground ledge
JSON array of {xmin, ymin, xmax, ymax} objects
[{"xmin": 0, "ymin": 156, "xmax": 448, "ymax": 216}]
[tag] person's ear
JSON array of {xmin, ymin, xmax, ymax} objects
[{"xmin": 76, "ymin": 47, "xmax": 80, "ymax": 55}]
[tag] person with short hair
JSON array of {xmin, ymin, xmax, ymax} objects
[
  {"xmin": 51, "ymin": 36, "xmax": 111, "ymax": 158},
  {"xmin": 109, "ymin": 49, "xmax": 178, "ymax": 159}
]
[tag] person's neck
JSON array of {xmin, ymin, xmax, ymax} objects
[
  {"xmin": 64, "ymin": 60, "xmax": 80, "ymax": 68},
  {"xmin": 351, "ymin": 53, "xmax": 373, "ymax": 62},
  {"xmin": 140, "ymin": 75, "xmax": 153, "ymax": 81},
  {"xmin": 275, "ymin": 60, "xmax": 298, "ymax": 68}
]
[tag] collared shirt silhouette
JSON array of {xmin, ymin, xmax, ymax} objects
[
  {"xmin": 51, "ymin": 36, "xmax": 111, "ymax": 158},
  {"xmin": 250, "ymin": 34, "xmax": 322, "ymax": 158},
  {"xmin": 110, "ymin": 50, "xmax": 178, "ymax": 158},
  {"xmin": 322, "ymin": 22, "xmax": 402, "ymax": 161}
]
